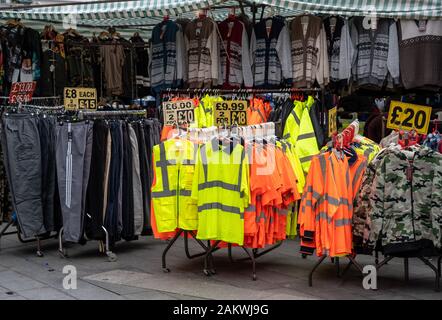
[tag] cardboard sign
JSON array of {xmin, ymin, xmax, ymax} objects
[
  {"xmin": 8, "ymin": 81, "xmax": 36, "ymax": 104},
  {"xmin": 64, "ymin": 87, "xmax": 97, "ymax": 110},
  {"xmin": 214, "ymin": 101, "xmax": 248, "ymax": 126},
  {"xmin": 387, "ymin": 100, "xmax": 432, "ymax": 134},
  {"xmin": 162, "ymin": 99, "xmax": 195, "ymax": 126},
  {"xmin": 328, "ymin": 106, "xmax": 338, "ymax": 137}
]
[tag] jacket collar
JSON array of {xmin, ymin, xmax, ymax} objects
[{"xmin": 210, "ymin": 137, "xmax": 238, "ymax": 155}]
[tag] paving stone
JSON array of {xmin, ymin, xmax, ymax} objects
[
  {"xmin": 18, "ymin": 287, "xmax": 76, "ymax": 300},
  {"xmin": 0, "ymin": 270, "xmax": 46, "ymax": 291}
]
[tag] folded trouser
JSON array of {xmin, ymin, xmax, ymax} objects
[
  {"xmin": 56, "ymin": 121, "xmax": 93, "ymax": 243},
  {"xmin": 2, "ymin": 114, "xmax": 45, "ymax": 238}
]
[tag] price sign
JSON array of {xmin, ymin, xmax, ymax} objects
[
  {"xmin": 64, "ymin": 87, "xmax": 97, "ymax": 110},
  {"xmin": 214, "ymin": 101, "xmax": 248, "ymax": 126},
  {"xmin": 8, "ymin": 81, "xmax": 36, "ymax": 104},
  {"xmin": 162, "ymin": 99, "xmax": 195, "ymax": 126},
  {"xmin": 328, "ymin": 106, "xmax": 338, "ymax": 137},
  {"xmin": 387, "ymin": 100, "xmax": 432, "ymax": 134}
]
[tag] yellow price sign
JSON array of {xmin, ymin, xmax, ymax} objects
[
  {"xmin": 214, "ymin": 101, "xmax": 248, "ymax": 126},
  {"xmin": 328, "ymin": 106, "xmax": 338, "ymax": 137},
  {"xmin": 387, "ymin": 100, "xmax": 432, "ymax": 134},
  {"xmin": 162, "ymin": 99, "xmax": 195, "ymax": 126},
  {"xmin": 64, "ymin": 87, "xmax": 97, "ymax": 110}
]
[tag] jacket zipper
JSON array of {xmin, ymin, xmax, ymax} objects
[{"xmin": 408, "ymin": 159, "xmax": 416, "ymax": 240}]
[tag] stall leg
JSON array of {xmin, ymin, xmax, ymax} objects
[
  {"xmin": 376, "ymin": 256, "xmax": 394, "ymax": 270},
  {"xmin": 309, "ymin": 255, "xmax": 327, "ymax": 287},
  {"xmin": 162, "ymin": 229, "xmax": 183, "ymax": 273},
  {"xmin": 335, "ymin": 257, "xmax": 341, "ymax": 278},
  {"xmin": 189, "ymin": 231, "xmax": 217, "ymax": 275},
  {"xmin": 184, "ymin": 231, "xmax": 209, "ymax": 259},
  {"xmin": 418, "ymin": 256, "xmax": 440, "ymax": 292},
  {"xmin": 102, "ymin": 226, "xmax": 117, "ymax": 262},
  {"xmin": 35, "ymin": 236, "xmax": 44, "ymax": 257},
  {"xmin": 58, "ymin": 227, "xmax": 67, "ymax": 258},
  {"xmin": 438, "ymin": 256, "xmax": 442, "ymax": 277},
  {"xmin": 241, "ymin": 246, "xmax": 257, "ymax": 281},
  {"xmin": 0, "ymin": 219, "xmax": 15, "ymax": 250},
  {"xmin": 404, "ymin": 258, "xmax": 409, "ymax": 282},
  {"xmin": 204, "ymin": 240, "xmax": 220, "ymax": 276}
]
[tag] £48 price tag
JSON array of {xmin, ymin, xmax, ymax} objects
[{"xmin": 387, "ymin": 101, "xmax": 432, "ymax": 134}]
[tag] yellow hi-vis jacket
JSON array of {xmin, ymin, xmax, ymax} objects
[
  {"xmin": 151, "ymin": 139, "xmax": 198, "ymax": 232},
  {"xmin": 192, "ymin": 138, "xmax": 250, "ymax": 245},
  {"xmin": 282, "ymin": 96, "xmax": 319, "ymax": 174}
]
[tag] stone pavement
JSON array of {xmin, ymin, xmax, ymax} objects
[{"xmin": 0, "ymin": 227, "xmax": 441, "ymax": 300}]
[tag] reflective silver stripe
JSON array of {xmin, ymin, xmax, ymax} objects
[
  {"xmin": 291, "ymin": 109, "xmax": 300, "ymax": 126},
  {"xmin": 158, "ymin": 143, "xmax": 170, "ymax": 191},
  {"xmin": 256, "ymin": 211, "xmax": 266, "ymax": 222},
  {"xmin": 283, "ymin": 133, "xmax": 291, "ymax": 140},
  {"xmin": 352, "ymin": 161, "xmax": 366, "ymax": 189},
  {"xmin": 316, "ymin": 212, "xmax": 331, "ymax": 223},
  {"xmin": 346, "ymin": 168, "xmax": 350, "ymax": 187},
  {"xmin": 156, "ymin": 159, "xmax": 177, "ymax": 166},
  {"xmin": 256, "ymin": 108, "xmax": 265, "ymax": 122},
  {"xmin": 200, "ymin": 145, "xmax": 208, "ymax": 182},
  {"xmin": 245, "ymin": 205, "xmax": 256, "ymax": 212},
  {"xmin": 318, "ymin": 155, "xmax": 327, "ymax": 179},
  {"xmin": 280, "ymin": 209, "xmax": 289, "ymax": 216},
  {"xmin": 305, "ymin": 200, "xmax": 313, "ymax": 207},
  {"xmin": 297, "ymin": 132, "xmax": 316, "ymax": 140},
  {"xmin": 179, "ymin": 190, "xmax": 191, "ymax": 196},
  {"xmin": 335, "ymin": 218, "xmax": 352, "ymax": 227},
  {"xmin": 198, "ymin": 180, "xmax": 240, "ymax": 192},
  {"xmin": 152, "ymin": 190, "xmax": 177, "ymax": 197},
  {"xmin": 299, "ymin": 155, "xmax": 313, "ymax": 163},
  {"xmin": 312, "ymin": 191, "xmax": 322, "ymax": 201},
  {"xmin": 237, "ymin": 149, "xmax": 245, "ymax": 195},
  {"xmin": 198, "ymin": 203, "xmax": 242, "ymax": 215},
  {"xmin": 364, "ymin": 148, "xmax": 371, "ymax": 160}
]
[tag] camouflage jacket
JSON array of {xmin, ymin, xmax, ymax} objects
[
  {"xmin": 369, "ymin": 145, "xmax": 442, "ymax": 251},
  {"xmin": 352, "ymin": 148, "xmax": 389, "ymax": 249}
]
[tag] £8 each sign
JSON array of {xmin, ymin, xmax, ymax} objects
[{"xmin": 387, "ymin": 101, "xmax": 432, "ymax": 134}]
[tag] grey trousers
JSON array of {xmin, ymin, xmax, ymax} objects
[
  {"xmin": 2, "ymin": 114, "xmax": 45, "ymax": 238},
  {"xmin": 56, "ymin": 122, "xmax": 93, "ymax": 242},
  {"xmin": 129, "ymin": 124, "xmax": 143, "ymax": 235}
]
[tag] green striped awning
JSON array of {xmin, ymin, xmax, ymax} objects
[{"xmin": 0, "ymin": 0, "xmax": 440, "ymax": 30}]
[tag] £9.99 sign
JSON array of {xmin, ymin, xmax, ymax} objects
[
  {"xmin": 214, "ymin": 101, "xmax": 248, "ymax": 126},
  {"xmin": 387, "ymin": 100, "xmax": 432, "ymax": 134},
  {"xmin": 162, "ymin": 100, "xmax": 195, "ymax": 126}
]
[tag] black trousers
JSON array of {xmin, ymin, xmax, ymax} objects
[
  {"xmin": 104, "ymin": 121, "xmax": 122, "ymax": 245},
  {"xmin": 121, "ymin": 121, "xmax": 135, "ymax": 241},
  {"xmin": 85, "ymin": 120, "xmax": 108, "ymax": 240}
]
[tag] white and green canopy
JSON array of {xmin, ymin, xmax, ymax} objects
[{"xmin": 0, "ymin": 0, "xmax": 441, "ymax": 37}]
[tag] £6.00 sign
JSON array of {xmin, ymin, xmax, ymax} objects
[
  {"xmin": 162, "ymin": 100, "xmax": 195, "ymax": 126},
  {"xmin": 387, "ymin": 100, "xmax": 432, "ymax": 134}
]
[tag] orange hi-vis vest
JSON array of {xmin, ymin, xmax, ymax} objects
[
  {"xmin": 299, "ymin": 151, "xmax": 359, "ymax": 257},
  {"xmin": 247, "ymin": 98, "xmax": 271, "ymax": 125}
]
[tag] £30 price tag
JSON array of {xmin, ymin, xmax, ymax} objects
[
  {"xmin": 214, "ymin": 101, "xmax": 248, "ymax": 126},
  {"xmin": 387, "ymin": 101, "xmax": 432, "ymax": 134}
]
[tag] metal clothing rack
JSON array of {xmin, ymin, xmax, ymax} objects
[
  {"xmin": 374, "ymin": 254, "xmax": 442, "ymax": 292},
  {"xmin": 159, "ymin": 87, "xmax": 325, "ymax": 280},
  {"xmin": 58, "ymin": 108, "xmax": 149, "ymax": 262}
]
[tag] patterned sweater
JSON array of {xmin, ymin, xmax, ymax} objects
[
  {"xmin": 398, "ymin": 19, "xmax": 442, "ymax": 90},
  {"xmin": 218, "ymin": 17, "xmax": 253, "ymax": 88},
  {"xmin": 250, "ymin": 16, "xmax": 292, "ymax": 88},
  {"xmin": 150, "ymin": 20, "xmax": 186, "ymax": 93},
  {"xmin": 350, "ymin": 17, "xmax": 400, "ymax": 89},
  {"xmin": 290, "ymin": 15, "xmax": 329, "ymax": 88},
  {"xmin": 184, "ymin": 17, "xmax": 220, "ymax": 89}
]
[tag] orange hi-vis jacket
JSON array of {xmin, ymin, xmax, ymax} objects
[
  {"xmin": 299, "ymin": 150, "xmax": 367, "ymax": 257},
  {"xmin": 247, "ymin": 98, "xmax": 272, "ymax": 125}
]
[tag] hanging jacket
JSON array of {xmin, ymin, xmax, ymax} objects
[
  {"xmin": 150, "ymin": 20, "xmax": 186, "ymax": 93},
  {"xmin": 369, "ymin": 145, "xmax": 442, "ymax": 254},
  {"xmin": 218, "ymin": 17, "xmax": 253, "ymax": 88},
  {"xmin": 192, "ymin": 138, "xmax": 250, "ymax": 245},
  {"xmin": 250, "ymin": 16, "xmax": 292, "ymax": 88},
  {"xmin": 283, "ymin": 96, "xmax": 319, "ymax": 174},
  {"xmin": 151, "ymin": 139, "xmax": 198, "ymax": 233},
  {"xmin": 290, "ymin": 15, "xmax": 329, "ymax": 88},
  {"xmin": 350, "ymin": 17, "xmax": 400, "ymax": 89},
  {"xmin": 184, "ymin": 16, "xmax": 220, "ymax": 88}
]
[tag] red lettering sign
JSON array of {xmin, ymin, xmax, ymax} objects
[{"xmin": 8, "ymin": 81, "xmax": 37, "ymax": 104}]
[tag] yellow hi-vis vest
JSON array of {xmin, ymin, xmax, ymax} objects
[
  {"xmin": 192, "ymin": 138, "xmax": 250, "ymax": 245},
  {"xmin": 152, "ymin": 139, "xmax": 198, "ymax": 232},
  {"xmin": 282, "ymin": 96, "xmax": 319, "ymax": 174},
  {"xmin": 199, "ymin": 95, "xmax": 223, "ymax": 128}
]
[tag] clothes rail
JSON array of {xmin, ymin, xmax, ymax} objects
[
  {"xmin": 160, "ymin": 88, "xmax": 323, "ymax": 96},
  {"xmin": 78, "ymin": 109, "xmax": 147, "ymax": 119}
]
